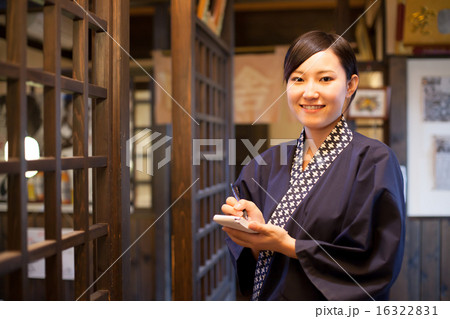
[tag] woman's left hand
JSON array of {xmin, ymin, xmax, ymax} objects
[{"xmin": 223, "ymin": 222, "xmax": 297, "ymax": 259}]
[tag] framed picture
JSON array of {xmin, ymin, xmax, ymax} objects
[
  {"xmin": 407, "ymin": 58, "xmax": 450, "ymax": 216},
  {"xmin": 348, "ymin": 87, "xmax": 390, "ymax": 119},
  {"xmin": 403, "ymin": 0, "xmax": 450, "ymax": 46},
  {"xmin": 197, "ymin": 0, "xmax": 227, "ymax": 36}
]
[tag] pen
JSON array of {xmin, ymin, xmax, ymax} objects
[{"xmin": 230, "ymin": 184, "xmax": 248, "ymax": 220}]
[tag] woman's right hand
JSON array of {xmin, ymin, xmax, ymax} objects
[
  {"xmin": 221, "ymin": 197, "xmax": 265, "ymax": 259},
  {"xmin": 221, "ymin": 197, "xmax": 265, "ymax": 225}
]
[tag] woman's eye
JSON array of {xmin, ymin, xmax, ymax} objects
[
  {"xmin": 320, "ymin": 76, "xmax": 332, "ymax": 82},
  {"xmin": 292, "ymin": 77, "xmax": 303, "ymax": 82}
]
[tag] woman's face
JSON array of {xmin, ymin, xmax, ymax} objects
[{"xmin": 286, "ymin": 50, "xmax": 358, "ymax": 135}]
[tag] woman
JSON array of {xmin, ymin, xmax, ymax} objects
[{"xmin": 221, "ymin": 31, "xmax": 405, "ymax": 301}]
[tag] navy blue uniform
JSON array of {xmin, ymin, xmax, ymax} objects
[{"xmin": 226, "ymin": 131, "xmax": 405, "ymax": 300}]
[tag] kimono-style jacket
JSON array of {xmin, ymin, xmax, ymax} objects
[{"xmin": 226, "ymin": 129, "xmax": 405, "ymax": 301}]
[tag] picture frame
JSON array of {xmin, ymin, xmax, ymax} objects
[
  {"xmin": 403, "ymin": 0, "xmax": 450, "ymax": 46},
  {"xmin": 196, "ymin": 0, "xmax": 227, "ymax": 36},
  {"xmin": 348, "ymin": 87, "xmax": 390, "ymax": 119},
  {"xmin": 407, "ymin": 58, "xmax": 450, "ymax": 217}
]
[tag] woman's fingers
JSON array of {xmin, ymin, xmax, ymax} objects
[
  {"xmin": 248, "ymin": 221, "xmax": 265, "ymax": 233},
  {"xmin": 222, "ymin": 226, "xmax": 257, "ymax": 247},
  {"xmin": 232, "ymin": 199, "xmax": 265, "ymax": 224},
  {"xmin": 233, "ymin": 199, "xmax": 257, "ymax": 212},
  {"xmin": 225, "ymin": 197, "xmax": 235, "ymax": 206},
  {"xmin": 221, "ymin": 197, "xmax": 241, "ymax": 216}
]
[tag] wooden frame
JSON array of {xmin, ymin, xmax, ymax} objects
[
  {"xmin": 348, "ymin": 87, "xmax": 390, "ymax": 119},
  {"xmin": 0, "ymin": 0, "xmax": 130, "ymax": 300}
]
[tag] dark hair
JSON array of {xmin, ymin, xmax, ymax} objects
[{"xmin": 284, "ymin": 31, "xmax": 358, "ymax": 102}]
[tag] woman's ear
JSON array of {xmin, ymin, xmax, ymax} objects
[{"xmin": 346, "ymin": 74, "xmax": 359, "ymax": 98}]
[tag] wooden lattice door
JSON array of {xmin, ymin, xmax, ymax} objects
[{"xmin": 0, "ymin": 0, "xmax": 129, "ymax": 300}]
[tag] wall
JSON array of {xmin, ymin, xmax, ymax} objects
[{"xmin": 388, "ymin": 56, "xmax": 450, "ymax": 301}]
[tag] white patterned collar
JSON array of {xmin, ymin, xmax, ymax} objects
[{"xmin": 291, "ymin": 116, "xmax": 353, "ymax": 178}]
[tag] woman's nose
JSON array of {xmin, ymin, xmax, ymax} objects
[{"xmin": 303, "ymin": 82, "xmax": 319, "ymax": 99}]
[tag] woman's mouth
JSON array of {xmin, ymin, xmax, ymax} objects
[{"xmin": 300, "ymin": 105, "xmax": 325, "ymax": 110}]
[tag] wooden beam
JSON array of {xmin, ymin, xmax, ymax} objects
[
  {"xmin": 130, "ymin": 6, "xmax": 155, "ymax": 16},
  {"xmin": 234, "ymin": 0, "xmax": 365, "ymax": 12}
]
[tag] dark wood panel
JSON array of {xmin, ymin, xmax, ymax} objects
[
  {"xmin": 391, "ymin": 218, "xmax": 420, "ymax": 300},
  {"xmin": 235, "ymin": 9, "xmax": 337, "ymax": 47},
  {"xmin": 390, "ymin": 218, "xmax": 450, "ymax": 301},
  {"xmin": 335, "ymin": 0, "xmax": 350, "ymax": 36},
  {"xmin": 129, "ymin": 212, "xmax": 155, "ymax": 300},
  {"xmin": 130, "ymin": 15, "xmax": 154, "ymax": 58},
  {"xmin": 28, "ymin": 278, "xmax": 74, "ymax": 301},
  {"xmin": 421, "ymin": 219, "xmax": 441, "ymax": 300},
  {"xmin": 152, "ymin": 124, "xmax": 172, "ymax": 300},
  {"xmin": 441, "ymin": 219, "xmax": 450, "ymax": 300},
  {"xmin": 405, "ymin": 218, "xmax": 421, "ymax": 301}
]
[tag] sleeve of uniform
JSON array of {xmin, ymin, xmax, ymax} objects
[
  {"xmin": 295, "ymin": 146, "xmax": 406, "ymax": 300},
  {"xmin": 224, "ymin": 159, "xmax": 264, "ymax": 297}
]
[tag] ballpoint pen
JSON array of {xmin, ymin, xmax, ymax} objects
[{"xmin": 230, "ymin": 184, "xmax": 248, "ymax": 220}]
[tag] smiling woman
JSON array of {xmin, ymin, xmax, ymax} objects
[
  {"xmin": 286, "ymin": 50, "xmax": 358, "ymax": 149},
  {"xmin": 220, "ymin": 31, "xmax": 406, "ymax": 301}
]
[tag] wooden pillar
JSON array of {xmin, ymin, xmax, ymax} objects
[
  {"xmin": 171, "ymin": 0, "xmax": 195, "ymax": 301},
  {"xmin": 110, "ymin": 0, "xmax": 131, "ymax": 301}
]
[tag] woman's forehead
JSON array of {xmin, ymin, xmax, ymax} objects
[{"xmin": 293, "ymin": 50, "xmax": 345, "ymax": 75}]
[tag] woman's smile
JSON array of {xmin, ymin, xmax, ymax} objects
[{"xmin": 300, "ymin": 104, "xmax": 325, "ymax": 111}]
